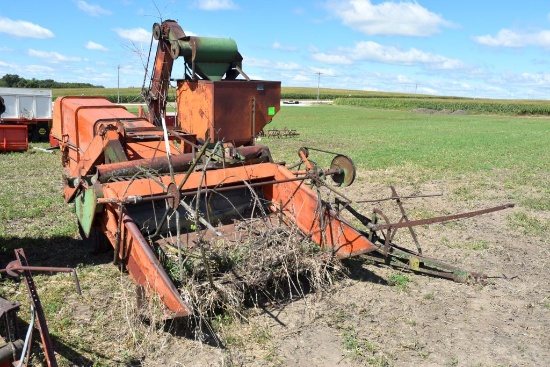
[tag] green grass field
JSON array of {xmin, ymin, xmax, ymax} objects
[
  {"xmin": 0, "ymin": 102, "xmax": 549, "ymax": 366},
  {"xmin": 266, "ymin": 106, "xmax": 549, "ymax": 196},
  {"xmin": 2, "ymin": 103, "xmax": 547, "ymax": 248}
]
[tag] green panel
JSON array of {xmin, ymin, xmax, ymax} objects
[
  {"xmin": 75, "ymin": 188, "xmax": 97, "ymax": 238},
  {"xmin": 192, "ymin": 37, "xmax": 238, "ymax": 62},
  {"xmin": 268, "ymin": 106, "xmax": 276, "ymax": 116},
  {"xmin": 175, "ymin": 37, "xmax": 239, "ymax": 81},
  {"xmin": 104, "ymin": 140, "xmax": 128, "ymax": 163}
]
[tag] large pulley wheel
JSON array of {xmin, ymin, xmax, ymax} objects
[
  {"xmin": 153, "ymin": 23, "xmax": 162, "ymax": 40},
  {"xmin": 330, "ymin": 154, "xmax": 356, "ymax": 187}
]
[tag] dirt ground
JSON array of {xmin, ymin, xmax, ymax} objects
[{"xmin": 118, "ymin": 171, "xmax": 547, "ymax": 367}]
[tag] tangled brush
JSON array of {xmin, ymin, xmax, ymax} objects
[{"xmin": 159, "ymin": 216, "xmax": 344, "ymax": 327}]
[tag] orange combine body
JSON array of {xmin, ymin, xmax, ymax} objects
[
  {"xmin": 50, "ymin": 20, "xmax": 512, "ymax": 317},
  {"xmin": 50, "ymin": 20, "xmax": 377, "ymax": 317}
]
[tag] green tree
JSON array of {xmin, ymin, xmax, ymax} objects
[{"xmin": 1, "ymin": 74, "xmax": 22, "ymax": 87}]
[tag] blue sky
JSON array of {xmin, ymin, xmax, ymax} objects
[{"xmin": 2, "ymin": 0, "xmax": 550, "ymax": 99}]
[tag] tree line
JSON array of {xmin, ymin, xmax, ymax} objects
[{"xmin": 0, "ymin": 74, "xmax": 104, "ymax": 89}]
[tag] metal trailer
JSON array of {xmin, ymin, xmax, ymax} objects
[{"xmin": 0, "ymin": 87, "xmax": 53, "ymax": 144}]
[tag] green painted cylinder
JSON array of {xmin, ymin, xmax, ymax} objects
[{"xmin": 172, "ymin": 37, "xmax": 239, "ymax": 81}]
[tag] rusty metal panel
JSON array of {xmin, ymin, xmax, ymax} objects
[
  {"xmin": 177, "ymin": 80, "xmax": 280, "ymax": 146},
  {"xmin": 53, "ymin": 97, "xmax": 131, "ymax": 153},
  {"xmin": 0, "ymin": 124, "xmax": 28, "ymax": 152}
]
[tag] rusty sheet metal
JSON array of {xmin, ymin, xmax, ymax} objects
[
  {"xmin": 269, "ymin": 164, "xmax": 378, "ymax": 258},
  {"xmin": 121, "ymin": 213, "xmax": 192, "ymax": 317},
  {"xmin": 0, "ymin": 124, "xmax": 27, "ymax": 152},
  {"xmin": 176, "ymin": 80, "xmax": 280, "ymax": 146}
]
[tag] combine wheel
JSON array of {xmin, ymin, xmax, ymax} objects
[{"xmin": 78, "ymin": 222, "xmax": 110, "ymax": 254}]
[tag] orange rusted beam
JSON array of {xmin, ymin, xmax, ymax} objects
[{"xmin": 121, "ymin": 213, "xmax": 192, "ymax": 317}]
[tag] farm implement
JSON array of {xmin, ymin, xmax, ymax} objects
[
  {"xmin": 0, "ymin": 249, "xmax": 81, "ymax": 367},
  {"xmin": 50, "ymin": 20, "xmax": 513, "ymax": 318},
  {"xmin": 0, "ymin": 88, "xmax": 53, "ymax": 152}
]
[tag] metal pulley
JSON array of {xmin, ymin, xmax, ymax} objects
[
  {"xmin": 153, "ymin": 22, "xmax": 162, "ymax": 40},
  {"xmin": 329, "ymin": 154, "xmax": 356, "ymax": 187}
]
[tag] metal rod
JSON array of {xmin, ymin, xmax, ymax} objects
[
  {"xmin": 13, "ymin": 249, "xmax": 58, "ymax": 367},
  {"xmin": 3, "ymin": 265, "xmax": 82, "ymax": 295},
  {"xmin": 390, "ymin": 186, "xmax": 422, "ymax": 254},
  {"xmin": 368, "ymin": 203, "xmax": 515, "ymax": 231},
  {"xmin": 355, "ymin": 192, "xmax": 443, "ymax": 204},
  {"xmin": 179, "ymin": 175, "xmax": 309, "ymax": 196},
  {"xmin": 97, "ymin": 194, "xmax": 173, "ymax": 205}
]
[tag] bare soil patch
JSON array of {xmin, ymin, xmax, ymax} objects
[{"xmin": 109, "ymin": 172, "xmax": 548, "ymax": 367}]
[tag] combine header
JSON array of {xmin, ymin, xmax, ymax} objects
[{"xmin": 50, "ymin": 20, "xmax": 512, "ymax": 318}]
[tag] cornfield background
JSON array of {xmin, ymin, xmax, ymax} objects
[{"xmin": 51, "ymin": 87, "xmax": 550, "ymax": 116}]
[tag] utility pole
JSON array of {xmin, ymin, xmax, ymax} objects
[
  {"xmin": 117, "ymin": 65, "xmax": 120, "ymax": 103},
  {"xmin": 316, "ymin": 72, "xmax": 322, "ymax": 104}
]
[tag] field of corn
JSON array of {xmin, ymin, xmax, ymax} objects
[{"xmin": 51, "ymin": 87, "xmax": 550, "ymax": 116}]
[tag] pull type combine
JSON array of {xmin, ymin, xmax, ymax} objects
[{"xmin": 50, "ymin": 20, "xmax": 512, "ymax": 318}]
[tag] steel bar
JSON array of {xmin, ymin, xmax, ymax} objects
[
  {"xmin": 97, "ymin": 194, "xmax": 173, "ymax": 205},
  {"xmin": 179, "ymin": 175, "xmax": 308, "ymax": 196},
  {"xmin": 390, "ymin": 186, "xmax": 422, "ymax": 254},
  {"xmin": 13, "ymin": 249, "xmax": 58, "ymax": 367},
  {"xmin": 354, "ymin": 192, "xmax": 443, "ymax": 204},
  {"xmin": 368, "ymin": 203, "xmax": 515, "ymax": 231},
  {"xmin": 3, "ymin": 264, "xmax": 81, "ymax": 295}
]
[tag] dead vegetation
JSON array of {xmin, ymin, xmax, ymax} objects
[{"xmin": 157, "ymin": 215, "xmax": 344, "ymax": 340}]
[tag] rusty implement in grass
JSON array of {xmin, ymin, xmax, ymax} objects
[
  {"xmin": 50, "ymin": 19, "xmax": 513, "ymax": 318},
  {"xmin": 0, "ymin": 248, "xmax": 81, "ymax": 367}
]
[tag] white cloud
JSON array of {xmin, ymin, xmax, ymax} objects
[
  {"xmin": 86, "ymin": 41, "xmax": 108, "ymax": 51},
  {"xmin": 194, "ymin": 0, "xmax": 238, "ymax": 11},
  {"xmin": 245, "ymin": 57, "xmax": 302, "ymax": 71},
  {"xmin": 272, "ymin": 41, "xmax": 298, "ymax": 52},
  {"xmin": 0, "ymin": 17, "xmax": 54, "ymax": 38},
  {"xmin": 326, "ymin": 0, "xmax": 452, "ymax": 37},
  {"xmin": 0, "ymin": 61, "xmax": 55, "ymax": 78},
  {"xmin": 500, "ymin": 71, "xmax": 550, "ymax": 86},
  {"xmin": 292, "ymin": 74, "xmax": 312, "ymax": 82},
  {"xmin": 473, "ymin": 29, "xmax": 550, "ymax": 49},
  {"xmin": 76, "ymin": 0, "xmax": 112, "ymax": 17},
  {"xmin": 113, "ymin": 28, "xmax": 151, "ymax": 43},
  {"xmin": 313, "ymin": 41, "xmax": 465, "ymax": 70},
  {"xmin": 274, "ymin": 62, "xmax": 302, "ymax": 70},
  {"xmin": 27, "ymin": 49, "xmax": 82, "ymax": 63},
  {"xmin": 311, "ymin": 52, "xmax": 353, "ymax": 65},
  {"xmin": 309, "ymin": 67, "xmax": 338, "ymax": 77}
]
